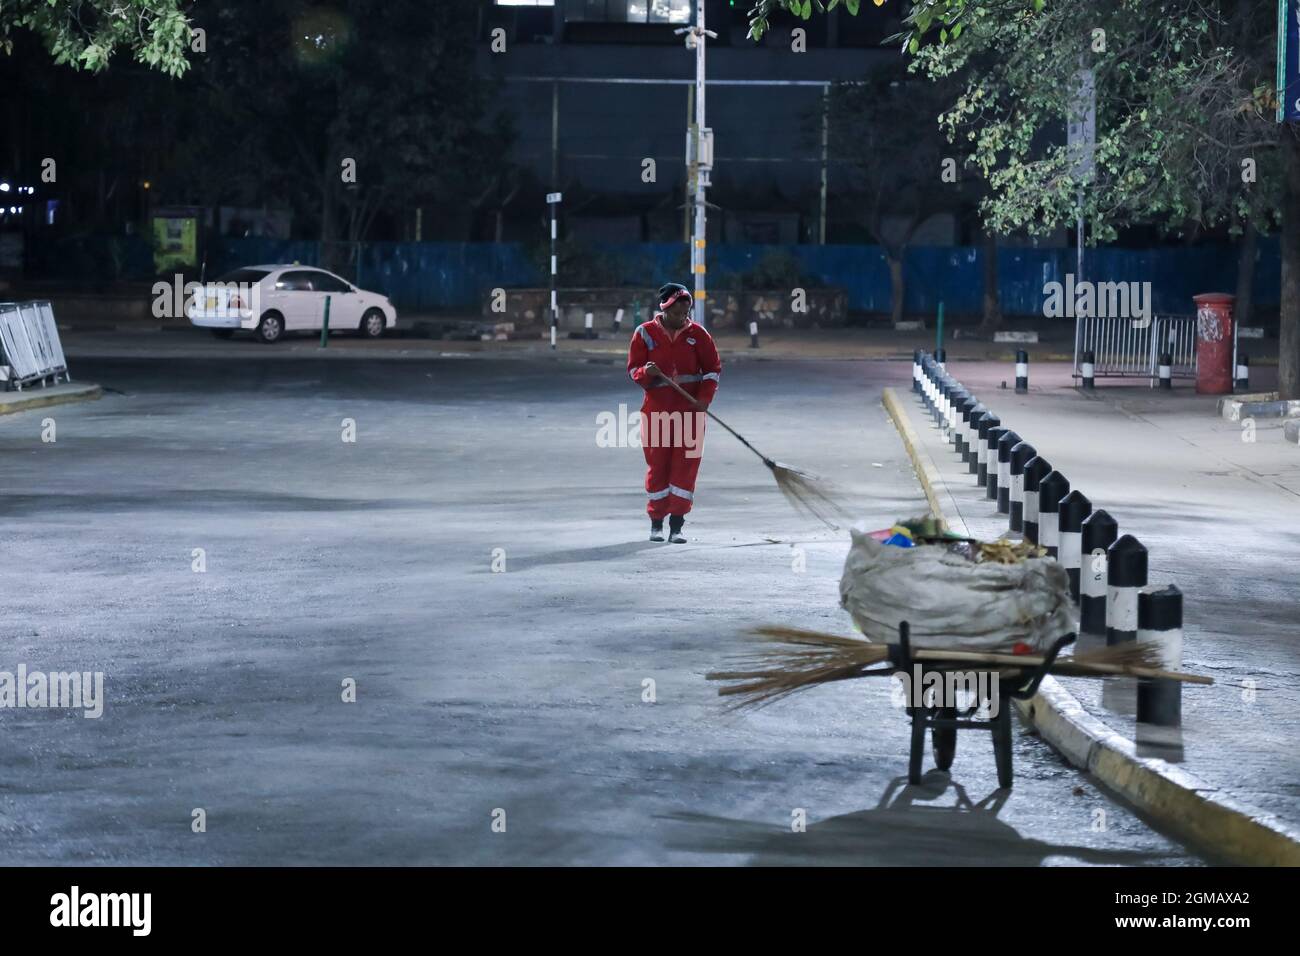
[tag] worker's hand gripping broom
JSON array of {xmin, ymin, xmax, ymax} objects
[{"xmin": 654, "ymin": 373, "xmax": 850, "ymax": 530}]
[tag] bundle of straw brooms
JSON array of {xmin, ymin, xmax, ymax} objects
[{"xmin": 707, "ymin": 625, "xmax": 1212, "ymax": 710}]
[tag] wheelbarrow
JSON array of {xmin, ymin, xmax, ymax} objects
[{"xmin": 889, "ymin": 620, "xmax": 1076, "ymax": 789}]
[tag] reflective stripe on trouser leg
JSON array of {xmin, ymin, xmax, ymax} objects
[
  {"xmin": 666, "ymin": 420, "xmax": 705, "ymax": 516},
  {"xmin": 643, "ymin": 437, "xmax": 675, "ymax": 520}
]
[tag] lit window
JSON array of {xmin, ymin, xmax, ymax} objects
[{"xmin": 648, "ymin": 0, "xmax": 690, "ymax": 23}]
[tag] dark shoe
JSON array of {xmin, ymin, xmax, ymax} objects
[
  {"xmin": 649, "ymin": 519, "xmax": 665, "ymax": 542},
  {"xmin": 668, "ymin": 516, "xmax": 686, "ymax": 543}
]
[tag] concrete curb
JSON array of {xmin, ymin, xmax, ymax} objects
[
  {"xmin": 882, "ymin": 385, "xmax": 1300, "ymax": 866},
  {"xmin": 1218, "ymin": 391, "xmax": 1300, "ymax": 422},
  {"xmin": 0, "ymin": 383, "xmax": 102, "ymax": 416},
  {"xmin": 881, "ymin": 387, "xmax": 969, "ymax": 535}
]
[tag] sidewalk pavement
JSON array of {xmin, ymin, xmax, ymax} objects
[
  {"xmin": 57, "ymin": 324, "xmax": 1284, "ymax": 367},
  {"xmin": 887, "ymin": 362, "xmax": 1300, "ymax": 863},
  {"xmin": 0, "ymin": 381, "xmax": 101, "ymax": 416}
]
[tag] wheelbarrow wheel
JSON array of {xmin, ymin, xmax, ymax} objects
[
  {"xmin": 932, "ymin": 707, "xmax": 957, "ymax": 771},
  {"xmin": 908, "ymin": 712, "xmax": 926, "ymax": 785},
  {"xmin": 992, "ymin": 701, "xmax": 1014, "ymax": 789}
]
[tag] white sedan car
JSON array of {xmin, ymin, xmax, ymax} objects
[{"xmin": 186, "ymin": 264, "xmax": 397, "ymax": 343}]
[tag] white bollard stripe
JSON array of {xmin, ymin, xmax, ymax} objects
[
  {"xmin": 1024, "ymin": 490, "xmax": 1039, "ymax": 524},
  {"xmin": 1082, "ymin": 553, "xmax": 1107, "ymax": 598},
  {"xmin": 1107, "ymin": 586, "xmax": 1139, "ymax": 631},
  {"xmin": 1015, "ymin": 363, "xmax": 1028, "ymax": 377},
  {"xmin": 997, "ymin": 459, "xmax": 1009, "ymax": 490},
  {"xmin": 1011, "ymin": 473, "xmax": 1025, "ymax": 505},
  {"xmin": 1058, "ymin": 530, "xmax": 1082, "ymax": 569},
  {"xmin": 1040, "ymin": 518, "xmax": 1060, "ymax": 550},
  {"xmin": 1136, "ymin": 626, "xmax": 1183, "ymax": 669},
  {"xmin": 1081, "ymin": 362, "xmax": 1095, "ymax": 377}
]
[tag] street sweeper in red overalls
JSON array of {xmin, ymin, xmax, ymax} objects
[{"xmin": 627, "ymin": 282, "xmax": 722, "ymax": 543}]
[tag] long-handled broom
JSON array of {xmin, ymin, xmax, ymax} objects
[{"xmin": 654, "ymin": 373, "xmax": 850, "ymax": 529}]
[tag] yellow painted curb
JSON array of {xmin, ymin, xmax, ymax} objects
[
  {"xmin": 0, "ymin": 384, "xmax": 102, "ymax": 416},
  {"xmin": 881, "ymin": 386, "xmax": 968, "ymax": 536},
  {"xmin": 883, "ymin": 383, "xmax": 1300, "ymax": 866}
]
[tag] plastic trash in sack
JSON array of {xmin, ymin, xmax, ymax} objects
[{"xmin": 839, "ymin": 527, "xmax": 1075, "ymax": 653}]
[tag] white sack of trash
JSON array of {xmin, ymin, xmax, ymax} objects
[{"xmin": 839, "ymin": 528, "xmax": 1075, "ymax": 653}]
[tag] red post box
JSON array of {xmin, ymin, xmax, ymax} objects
[{"xmin": 1193, "ymin": 292, "xmax": 1235, "ymax": 395}]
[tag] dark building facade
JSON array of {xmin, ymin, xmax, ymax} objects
[{"xmin": 477, "ymin": 1, "xmax": 903, "ymax": 244}]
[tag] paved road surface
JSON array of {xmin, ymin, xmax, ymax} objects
[{"xmin": 0, "ymin": 352, "xmax": 1201, "ymax": 864}]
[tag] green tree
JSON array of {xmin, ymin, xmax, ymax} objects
[
  {"xmin": 1, "ymin": 0, "xmax": 193, "ymax": 75},
  {"xmin": 193, "ymin": 0, "xmax": 507, "ymax": 251},
  {"xmin": 751, "ymin": 0, "xmax": 1298, "ymax": 397}
]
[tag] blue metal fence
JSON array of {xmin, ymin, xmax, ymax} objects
[{"xmin": 27, "ymin": 235, "xmax": 1275, "ymax": 316}]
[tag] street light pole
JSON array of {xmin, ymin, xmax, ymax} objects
[{"xmin": 678, "ymin": 3, "xmax": 715, "ymax": 328}]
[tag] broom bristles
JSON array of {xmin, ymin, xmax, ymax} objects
[
  {"xmin": 708, "ymin": 626, "xmax": 1202, "ymax": 710},
  {"xmin": 769, "ymin": 462, "xmax": 854, "ymax": 530}
]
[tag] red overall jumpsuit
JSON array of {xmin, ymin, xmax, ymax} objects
[{"xmin": 626, "ymin": 314, "xmax": 722, "ymax": 519}]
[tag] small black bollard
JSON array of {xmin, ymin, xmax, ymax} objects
[
  {"xmin": 1015, "ymin": 349, "xmax": 1029, "ymax": 394},
  {"xmin": 1235, "ymin": 352, "xmax": 1249, "ymax": 392},
  {"xmin": 1022, "ymin": 456, "xmax": 1053, "ymax": 544},
  {"xmin": 985, "ymin": 427, "xmax": 1009, "ymax": 500},
  {"xmin": 1158, "ymin": 352, "xmax": 1173, "ymax": 390},
  {"xmin": 1081, "ymin": 349, "xmax": 1095, "ymax": 390},
  {"xmin": 1036, "ymin": 470, "xmax": 1070, "ymax": 558},
  {"xmin": 1106, "ymin": 534, "xmax": 1148, "ymax": 645},
  {"xmin": 967, "ymin": 408, "xmax": 988, "ymax": 474},
  {"xmin": 1080, "ymin": 510, "xmax": 1118, "ymax": 635},
  {"xmin": 1137, "ymin": 585, "xmax": 1183, "ymax": 727},
  {"xmin": 750, "ymin": 320, "xmax": 760, "ymax": 349},
  {"xmin": 976, "ymin": 414, "xmax": 1001, "ymax": 487},
  {"xmin": 1057, "ymin": 490, "xmax": 1093, "ymax": 601},
  {"xmin": 1008, "ymin": 441, "xmax": 1037, "ymax": 532},
  {"xmin": 912, "ymin": 349, "xmax": 923, "ymax": 392},
  {"xmin": 995, "ymin": 430, "xmax": 1021, "ymax": 512}
]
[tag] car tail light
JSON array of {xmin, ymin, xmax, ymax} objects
[{"xmin": 228, "ymin": 295, "xmax": 244, "ymax": 310}]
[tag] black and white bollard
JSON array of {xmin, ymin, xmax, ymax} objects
[
  {"xmin": 995, "ymin": 430, "xmax": 1021, "ymax": 513},
  {"xmin": 1057, "ymin": 490, "xmax": 1092, "ymax": 600},
  {"xmin": 585, "ymin": 312, "xmax": 596, "ymax": 340},
  {"xmin": 749, "ymin": 321, "xmax": 760, "ymax": 349},
  {"xmin": 935, "ymin": 347, "xmax": 946, "ymax": 370},
  {"xmin": 1235, "ymin": 352, "xmax": 1249, "ymax": 392},
  {"xmin": 1014, "ymin": 349, "xmax": 1029, "ymax": 394},
  {"xmin": 985, "ymin": 427, "xmax": 1009, "ymax": 499},
  {"xmin": 939, "ymin": 379, "xmax": 954, "ymax": 436},
  {"xmin": 953, "ymin": 390, "xmax": 972, "ymax": 451},
  {"xmin": 920, "ymin": 358, "xmax": 934, "ymax": 413},
  {"xmin": 1080, "ymin": 509, "xmax": 1118, "ymax": 635},
  {"xmin": 1008, "ymin": 441, "xmax": 1037, "ymax": 532},
  {"xmin": 912, "ymin": 349, "xmax": 923, "ymax": 393},
  {"xmin": 1137, "ymin": 585, "xmax": 1183, "ymax": 727},
  {"xmin": 976, "ymin": 414, "xmax": 1000, "ymax": 486},
  {"xmin": 967, "ymin": 400, "xmax": 982, "ymax": 468},
  {"xmin": 953, "ymin": 394, "xmax": 973, "ymax": 458},
  {"xmin": 946, "ymin": 388, "xmax": 965, "ymax": 448},
  {"xmin": 1037, "ymin": 470, "xmax": 1070, "ymax": 558},
  {"xmin": 1080, "ymin": 349, "xmax": 1095, "ymax": 390},
  {"xmin": 1158, "ymin": 352, "xmax": 1172, "ymax": 390},
  {"xmin": 967, "ymin": 408, "xmax": 988, "ymax": 474},
  {"xmin": 1106, "ymin": 534, "xmax": 1148, "ymax": 645},
  {"xmin": 1022, "ymin": 456, "xmax": 1053, "ymax": 545},
  {"xmin": 614, "ymin": 308, "xmax": 624, "ymax": 333}
]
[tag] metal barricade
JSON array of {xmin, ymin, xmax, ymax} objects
[
  {"xmin": 1072, "ymin": 314, "xmax": 1197, "ymax": 386},
  {"xmin": 1147, "ymin": 314, "xmax": 1197, "ymax": 385},
  {"xmin": 0, "ymin": 300, "xmax": 71, "ymax": 389}
]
